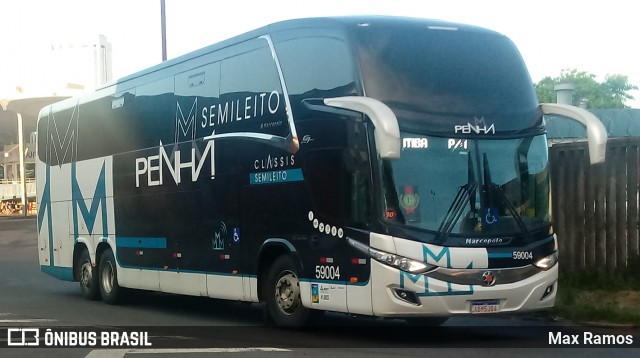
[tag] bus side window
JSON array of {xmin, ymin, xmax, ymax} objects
[
  {"xmin": 348, "ymin": 163, "xmax": 370, "ymax": 225},
  {"xmin": 274, "ymin": 35, "xmax": 357, "ymax": 120},
  {"xmin": 305, "ymin": 148, "xmax": 370, "ymax": 226},
  {"xmin": 219, "ymin": 40, "xmax": 288, "ymax": 137},
  {"xmin": 305, "ymin": 149, "xmax": 345, "ymax": 221}
]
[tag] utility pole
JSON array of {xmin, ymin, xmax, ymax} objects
[
  {"xmin": 17, "ymin": 114, "xmax": 27, "ymax": 217},
  {"xmin": 161, "ymin": 0, "xmax": 167, "ymax": 61}
]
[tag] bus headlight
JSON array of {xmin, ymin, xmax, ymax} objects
[
  {"xmin": 534, "ymin": 251, "xmax": 558, "ymax": 270},
  {"xmin": 347, "ymin": 238, "xmax": 435, "ymax": 274}
]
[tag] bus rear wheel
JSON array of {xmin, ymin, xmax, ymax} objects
[
  {"xmin": 265, "ymin": 255, "xmax": 311, "ymax": 326},
  {"xmin": 77, "ymin": 249, "xmax": 99, "ymax": 300},
  {"xmin": 98, "ymin": 248, "xmax": 125, "ymax": 304}
]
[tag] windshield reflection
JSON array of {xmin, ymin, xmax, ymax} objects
[{"xmin": 382, "ymin": 133, "xmax": 551, "ymax": 239}]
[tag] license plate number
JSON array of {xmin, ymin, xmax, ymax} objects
[{"xmin": 471, "ymin": 300, "xmax": 500, "ymax": 314}]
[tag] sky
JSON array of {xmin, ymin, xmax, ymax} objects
[{"xmin": 1, "ymin": 0, "xmax": 639, "ymax": 107}]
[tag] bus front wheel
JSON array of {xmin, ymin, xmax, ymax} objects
[
  {"xmin": 98, "ymin": 248, "xmax": 125, "ymax": 304},
  {"xmin": 265, "ymin": 255, "xmax": 311, "ymax": 326},
  {"xmin": 77, "ymin": 249, "xmax": 100, "ymax": 300}
]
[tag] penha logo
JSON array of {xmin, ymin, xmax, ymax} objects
[{"xmin": 454, "ymin": 117, "xmax": 495, "ymax": 135}]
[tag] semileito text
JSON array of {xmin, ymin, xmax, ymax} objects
[{"xmin": 200, "ymin": 91, "xmax": 281, "ymax": 129}]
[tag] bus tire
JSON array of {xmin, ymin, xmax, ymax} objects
[
  {"xmin": 77, "ymin": 249, "xmax": 100, "ymax": 300},
  {"xmin": 265, "ymin": 255, "xmax": 311, "ymax": 326},
  {"xmin": 98, "ymin": 248, "xmax": 125, "ymax": 305}
]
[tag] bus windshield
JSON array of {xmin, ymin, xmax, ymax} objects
[
  {"xmin": 382, "ymin": 133, "xmax": 551, "ymax": 238},
  {"xmin": 353, "ymin": 22, "xmax": 540, "ymax": 132}
]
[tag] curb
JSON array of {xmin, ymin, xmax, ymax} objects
[{"xmin": 0, "ymin": 215, "xmax": 37, "ymax": 220}]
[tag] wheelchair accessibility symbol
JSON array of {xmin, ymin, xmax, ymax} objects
[
  {"xmin": 233, "ymin": 228, "xmax": 240, "ymax": 243},
  {"xmin": 484, "ymin": 208, "xmax": 498, "ymax": 225}
]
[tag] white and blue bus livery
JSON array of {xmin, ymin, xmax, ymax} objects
[{"xmin": 37, "ymin": 16, "xmax": 607, "ymax": 326}]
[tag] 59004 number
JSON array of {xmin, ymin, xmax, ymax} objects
[
  {"xmin": 512, "ymin": 251, "xmax": 533, "ymax": 260},
  {"xmin": 315, "ymin": 265, "xmax": 341, "ymax": 280}
]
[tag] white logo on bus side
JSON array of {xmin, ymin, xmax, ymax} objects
[
  {"xmin": 135, "ymin": 140, "xmax": 215, "ymax": 187},
  {"xmin": 200, "ymin": 91, "xmax": 281, "ymax": 130}
]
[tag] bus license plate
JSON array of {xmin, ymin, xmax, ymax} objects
[{"xmin": 470, "ymin": 300, "xmax": 500, "ymax": 314}]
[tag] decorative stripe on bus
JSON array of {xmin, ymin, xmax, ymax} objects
[
  {"xmin": 116, "ymin": 237, "xmax": 167, "ymax": 249},
  {"xmin": 40, "ymin": 265, "xmax": 74, "ymax": 281},
  {"xmin": 300, "ymin": 278, "xmax": 369, "ymax": 287},
  {"xmin": 117, "ymin": 264, "xmax": 258, "ymax": 278},
  {"xmin": 487, "ymin": 252, "xmax": 513, "ymax": 259}
]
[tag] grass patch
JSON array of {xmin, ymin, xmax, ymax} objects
[
  {"xmin": 554, "ymin": 286, "xmax": 640, "ymax": 325},
  {"xmin": 554, "ymin": 263, "xmax": 640, "ymax": 325}
]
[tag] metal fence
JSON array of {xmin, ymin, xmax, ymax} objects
[{"xmin": 549, "ymin": 137, "xmax": 640, "ymax": 274}]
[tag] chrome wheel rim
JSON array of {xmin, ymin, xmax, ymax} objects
[
  {"xmin": 80, "ymin": 261, "xmax": 93, "ymax": 289},
  {"xmin": 274, "ymin": 270, "xmax": 300, "ymax": 314},
  {"xmin": 101, "ymin": 261, "xmax": 114, "ymax": 294}
]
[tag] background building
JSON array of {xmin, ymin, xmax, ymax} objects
[{"xmin": 0, "ymin": 35, "xmax": 112, "ymax": 208}]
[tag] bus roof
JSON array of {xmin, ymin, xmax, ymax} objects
[{"xmin": 107, "ymin": 16, "xmax": 500, "ymax": 90}]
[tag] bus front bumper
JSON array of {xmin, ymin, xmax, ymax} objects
[{"xmin": 370, "ymin": 260, "xmax": 558, "ymax": 317}]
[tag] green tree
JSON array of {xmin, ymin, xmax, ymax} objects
[
  {"xmin": 534, "ymin": 76, "xmax": 556, "ymax": 103},
  {"xmin": 534, "ymin": 69, "xmax": 638, "ymax": 109}
]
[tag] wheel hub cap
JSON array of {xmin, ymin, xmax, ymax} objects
[{"xmin": 275, "ymin": 272, "xmax": 300, "ymax": 313}]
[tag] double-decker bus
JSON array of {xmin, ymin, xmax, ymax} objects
[{"xmin": 36, "ymin": 16, "xmax": 607, "ymax": 326}]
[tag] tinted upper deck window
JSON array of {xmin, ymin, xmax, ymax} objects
[
  {"xmin": 276, "ymin": 36, "xmax": 355, "ymax": 96},
  {"xmin": 218, "ymin": 40, "xmax": 289, "ymax": 138},
  {"xmin": 274, "ymin": 35, "xmax": 357, "ymax": 120},
  {"xmin": 352, "ymin": 24, "xmax": 539, "ymax": 129}
]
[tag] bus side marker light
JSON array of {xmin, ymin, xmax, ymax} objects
[{"xmin": 350, "ymin": 277, "xmax": 359, "ymax": 284}]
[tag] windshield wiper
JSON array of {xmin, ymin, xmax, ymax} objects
[
  {"xmin": 486, "ymin": 182, "xmax": 533, "ymax": 242},
  {"xmin": 434, "ymin": 184, "xmax": 477, "ymax": 243},
  {"xmin": 482, "ymin": 153, "xmax": 532, "ymax": 241},
  {"xmin": 435, "ymin": 152, "xmax": 533, "ymax": 244},
  {"xmin": 435, "ymin": 155, "xmax": 477, "ymax": 243}
]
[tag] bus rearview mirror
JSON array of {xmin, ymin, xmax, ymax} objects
[
  {"xmin": 541, "ymin": 103, "xmax": 607, "ymax": 164},
  {"xmin": 323, "ymin": 97, "xmax": 401, "ymax": 159}
]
